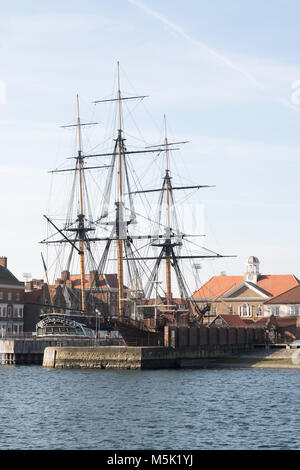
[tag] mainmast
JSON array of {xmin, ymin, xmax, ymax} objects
[
  {"xmin": 116, "ymin": 62, "xmax": 125, "ymax": 316},
  {"xmin": 76, "ymin": 94, "xmax": 87, "ymax": 313},
  {"xmin": 164, "ymin": 115, "xmax": 172, "ymax": 308}
]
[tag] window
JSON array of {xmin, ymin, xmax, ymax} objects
[
  {"xmin": 212, "ymin": 306, "xmax": 217, "ymax": 315},
  {"xmin": 0, "ymin": 292, "xmax": 3, "ymax": 300},
  {"xmin": 228, "ymin": 306, "xmax": 233, "ymax": 314},
  {"xmin": 257, "ymin": 306, "xmax": 262, "ymax": 317},
  {"xmin": 290, "ymin": 305, "xmax": 300, "ymax": 316},
  {"xmin": 8, "ymin": 293, "xmax": 12, "ymax": 301},
  {"xmin": 16, "ymin": 293, "xmax": 20, "ymax": 301},
  {"xmin": 272, "ymin": 306, "xmax": 280, "ymax": 316},
  {"xmin": 239, "ymin": 304, "xmax": 252, "ymax": 317}
]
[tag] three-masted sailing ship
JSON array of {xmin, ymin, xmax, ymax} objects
[{"xmin": 39, "ymin": 63, "xmax": 229, "ymax": 345}]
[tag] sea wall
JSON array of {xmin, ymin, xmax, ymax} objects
[
  {"xmin": 0, "ymin": 339, "xmax": 55, "ymax": 365},
  {"xmin": 43, "ymin": 346, "xmax": 143, "ymax": 369},
  {"xmin": 43, "ymin": 343, "xmax": 255, "ymax": 369},
  {"xmin": 0, "ymin": 338, "xmax": 95, "ymax": 365},
  {"xmin": 43, "ymin": 325, "xmax": 267, "ymax": 369}
]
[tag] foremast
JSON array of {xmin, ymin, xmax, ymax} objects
[{"xmin": 41, "ymin": 95, "xmax": 106, "ymax": 314}]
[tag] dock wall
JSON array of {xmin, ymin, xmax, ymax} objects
[
  {"xmin": 43, "ymin": 325, "xmax": 267, "ymax": 369},
  {"xmin": 0, "ymin": 338, "xmax": 95, "ymax": 365},
  {"xmin": 0, "ymin": 339, "xmax": 55, "ymax": 365},
  {"xmin": 43, "ymin": 343, "xmax": 255, "ymax": 369}
]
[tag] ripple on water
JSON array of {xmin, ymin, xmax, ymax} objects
[{"xmin": 0, "ymin": 367, "xmax": 299, "ymax": 449}]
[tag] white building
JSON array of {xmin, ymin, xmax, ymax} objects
[{"xmin": 264, "ymin": 284, "xmax": 300, "ymax": 317}]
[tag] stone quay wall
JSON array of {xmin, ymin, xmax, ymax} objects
[
  {"xmin": 43, "ymin": 342, "xmax": 259, "ymax": 370},
  {"xmin": 43, "ymin": 325, "xmax": 266, "ymax": 369}
]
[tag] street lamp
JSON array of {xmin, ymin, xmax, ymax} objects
[{"xmin": 95, "ymin": 309, "xmax": 101, "ymax": 345}]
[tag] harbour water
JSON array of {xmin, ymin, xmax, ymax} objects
[{"xmin": 0, "ymin": 366, "xmax": 299, "ymax": 450}]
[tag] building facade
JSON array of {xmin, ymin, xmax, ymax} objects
[
  {"xmin": 264, "ymin": 284, "xmax": 300, "ymax": 317},
  {"xmin": 0, "ymin": 257, "xmax": 25, "ymax": 336},
  {"xmin": 192, "ymin": 256, "xmax": 300, "ymax": 323},
  {"xmin": 23, "ymin": 271, "xmax": 129, "ymax": 332}
]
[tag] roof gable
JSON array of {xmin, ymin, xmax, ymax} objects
[
  {"xmin": 221, "ymin": 281, "xmax": 270, "ymax": 300},
  {"xmin": 0, "ymin": 265, "xmax": 23, "ymax": 286},
  {"xmin": 192, "ymin": 276, "xmax": 244, "ymax": 299},
  {"xmin": 209, "ymin": 314, "xmax": 249, "ymax": 328}
]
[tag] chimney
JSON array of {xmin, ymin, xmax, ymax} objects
[
  {"xmin": 0, "ymin": 257, "xmax": 7, "ymax": 268},
  {"xmin": 25, "ymin": 281, "xmax": 33, "ymax": 291},
  {"xmin": 89, "ymin": 270, "xmax": 99, "ymax": 289},
  {"xmin": 61, "ymin": 270, "xmax": 70, "ymax": 281}
]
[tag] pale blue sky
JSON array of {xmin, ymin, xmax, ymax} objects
[{"xmin": 1, "ymin": 0, "xmax": 300, "ymax": 288}]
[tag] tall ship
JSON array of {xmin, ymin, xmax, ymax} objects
[{"xmin": 39, "ymin": 63, "xmax": 229, "ymax": 345}]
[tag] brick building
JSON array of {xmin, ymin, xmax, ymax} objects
[
  {"xmin": 0, "ymin": 257, "xmax": 25, "ymax": 335},
  {"xmin": 23, "ymin": 271, "xmax": 129, "ymax": 332},
  {"xmin": 192, "ymin": 256, "xmax": 300, "ymax": 323}
]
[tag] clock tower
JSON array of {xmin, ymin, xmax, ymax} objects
[{"xmin": 245, "ymin": 256, "xmax": 260, "ymax": 283}]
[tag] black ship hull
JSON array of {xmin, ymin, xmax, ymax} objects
[{"xmin": 116, "ymin": 317, "xmax": 165, "ymax": 346}]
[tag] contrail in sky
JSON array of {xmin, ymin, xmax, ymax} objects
[{"xmin": 129, "ymin": 0, "xmax": 298, "ymax": 112}]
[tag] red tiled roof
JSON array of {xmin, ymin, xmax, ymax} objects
[
  {"xmin": 265, "ymin": 284, "xmax": 300, "ymax": 304},
  {"xmin": 147, "ymin": 297, "xmax": 184, "ymax": 306},
  {"xmin": 276, "ymin": 316, "xmax": 300, "ymax": 327},
  {"xmin": 211, "ymin": 314, "xmax": 250, "ymax": 328},
  {"xmin": 256, "ymin": 275, "xmax": 300, "ymax": 297},
  {"xmin": 192, "ymin": 276, "xmax": 244, "ymax": 299},
  {"xmin": 70, "ymin": 273, "xmax": 119, "ymax": 289},
  {"xmin": 193, "ymin": 274, "xmax": 300, "ymax": 299},
  {"xmin": 253, "ymin": 317, "xmax": 270, "ymax": 327},
  {"xmin": 252, "ymin": 316, "xmax": 300, "ymax": 328}
]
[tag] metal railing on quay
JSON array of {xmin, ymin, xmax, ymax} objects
[{"xmin": 0, "ymin": 332, "xmax": 36, "ymax": 339}]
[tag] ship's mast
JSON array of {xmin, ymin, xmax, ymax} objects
[
  {"xmin": 116, "ymin": 62, "xmax": 124, "ymax": 316},
  {"xmin": 164, "ymin": 115, "xmax": 172, "ymax": 308},
  {"xmin": 76, "ymin": 94, "xmax": 86, "ymax": 313}
]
